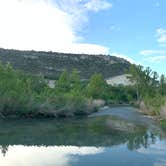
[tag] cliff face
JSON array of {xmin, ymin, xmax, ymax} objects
[{"xmin": 0, "ymin": 48, "xmax": 130, "ymax": 79}]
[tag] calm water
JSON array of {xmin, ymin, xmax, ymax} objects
[{"xmin": 0, "ymin": 107, "xmax": 166, "ymax": 166}]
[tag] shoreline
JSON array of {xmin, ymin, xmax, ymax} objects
[{"xmin": 0, "ymin": 102, "xmax": 132, "ymax": 120}]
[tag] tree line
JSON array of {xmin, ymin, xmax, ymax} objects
[
  {"xmin": 128, "ymin": 64, "xmax": 166, "ymax": 116},
  {"xmin": 0, "ymin": 62, "xmax": 165, "ymax": 119},
  {"xmin": 0, "ymin": 63, "xmax": 136, "ymax": 118}
]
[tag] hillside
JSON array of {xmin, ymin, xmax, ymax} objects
[{"xmin": 0, "ymin": 48, "xmax": 130, "ymax": 79}]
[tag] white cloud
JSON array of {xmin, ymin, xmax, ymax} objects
[
  {"xmin": 155, "ymin": 2, "xmax": 160, "ymax": 7},
  {"xmin": 156, "ymin": 28, "xmax": 166, "ymax": 47},
  {"xmin": 140, "ymin": 50, "xmax": 166, "ymax": 56},
  {"xmin": 157, "ymin": 28, "xmax": 166, "ymax": 35},
  {"xmin": 137, "ymin": 139, "xmax": 166, "ymax": 155},
  {"xmin": 139, "ymin": 29, "xmax": 166, "ymax": 64},
  {"xmin": 84, "ymin": 0, "xmax": 112, "ymax": 12},
  {"xmin": 0, "ymin": 145, "xmax": 104, "ymax": 166},
  {"xmin": 111, "ymin": 52, "xmax": 136, "ymax": 64},
  {"xmin": 109, "ymin": 25, "xmax": 121, "ymax": 31},
  {"xmin": 140, "ymin": 50, "xmax": 166, "ymax": 63},
  {"xmin": 148, "ymin": 56, "xmax": 166, "ymax": 63},
  {"xmin": 0, "ymin": 0, "xmax": 112, "ymax": 54},
  {"xmin": 56, "ymin": 43, "xmax": 110, "ymax": 54}
]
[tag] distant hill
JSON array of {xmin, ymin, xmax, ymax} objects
[{"xmin": 0, "ymin": 48, "xmax": 130, "ymax": 79}]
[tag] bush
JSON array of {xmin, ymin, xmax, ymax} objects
[
  {"xmin": 160, "ymin": 119, "xmax": 166, "ymax": 130},
  {"xmin": 143, "ymin": 95, "xmax": 166, "ymax": 115},
  {"xmin": 0, "ymin": 63, "xmax": 47, "ymax": 116},
  {"xmin": 0, "ymin": 63, "xmax": 139, "ymax": 118},
  {"xmin": 86, "ymin": 73, "xmax": 108, "ymax": 99}
]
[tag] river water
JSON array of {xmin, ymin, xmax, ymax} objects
[{"xmin": 0, "ymin": 107, "xmax": 166, "ymax": 166}]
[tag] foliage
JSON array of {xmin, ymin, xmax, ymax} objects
[
  {"xmin": 0, "ymin": 64, "xmax": 103, "ymax": 117},
  {"xmin": 56, "ymin": 69, "xmax": 70, "ymax": 93},
  {"xmin": 160, "ymin": 119, "xmax": 166, "ymax": 130},
  {"xmin": 0, "ymin": 63, "xmax": 45, "ymax": 115},
  {"xmin": 128, "ymin": 65, "xmax": 159, "ymax": 100},
  {"xmin": 0, "ymin": 48, "xmax": 130, "ymax": 80},
  {"xmin": 159, "ymin": 74, "xmax": 166, "ymax": 95},
  {"xmin": 86, "ymin": 73, "xmax": 108, "ymax": 99},
  {"xmin": 128, "ymin": 64, "xmax": 166, "ymax": 118},
  {"xmin": 107, "ymin": 85, "xmax": 137, "ymax": 104},
  {"xmin": 0, "ymin": 60, "xmax": 165, "ymax": 119}
]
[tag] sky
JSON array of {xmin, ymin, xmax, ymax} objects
[{"xmin": 0, "ymin": 0, "xmax": 165, "ymax": 75}]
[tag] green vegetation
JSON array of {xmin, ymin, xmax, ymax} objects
[
  {"xmin": 160, "ymin": 119, "xmax": 166, "ymax": 130},
  {"xmin": 0, "ymin": 62, "xmax": 137, "ymax": 118},
  {"xmin": 0, "ymin": 59, "xmax": 164, "ymax": 121},
  {"xmin": 107, "ymin": 85, "xmax": 137, "ymax": 105},
  {"xmin": 0, "ymin": 115, "xmax": 151, "ymax": 149},
  {"xmin": 0, "ymin": 48, "xmax": 130, "ymax": 79},
  {"xmin": 0, "ymin": 63, "xmax": 93, "ymax": 117},
  {"xmin": 0, "ymin": 63, "xmax": 46, "ymax": 117},
  {"xmin": 86, "ymin": 73, "xmax": 108, "ymax": 99},
  {"xmin": 128, "ymin": 64, "xmax": 166, "ymax": 121}
]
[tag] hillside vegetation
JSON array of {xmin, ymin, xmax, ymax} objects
[
  {"xmin": 128, "ymin": 64, "xmax": 166, "ymax": 124},
  {"xmin": 0, "ymin": 63, "xmax": 137, "ymax": 118},
  {"xmin": 0, "ymin": 48, "xmax": 130, "ymax": 79}
]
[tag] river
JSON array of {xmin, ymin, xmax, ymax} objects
[{"xmin": 0, "ymin": 106, "xmax": 166, "ymax": 166}]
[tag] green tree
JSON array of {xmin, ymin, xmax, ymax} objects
[
  {"xmin": 0, "ymin": 63, "xmax": 35, "ymax": 114},
  {"xmin": 56, "ymin": 69, "xmax": 70, "ymax": 93},
  {"xmin": 159, "ymin": 74, "xmax": 166, "ymax": 95},
  {"xmin": 86, "ymin": 73, "xmax": 108, "ymax": 99},
  {"xmin": 70, "ymin": 69, "xmax": 82, "ymax": 94},
  {"xmin": 128, "ymin": 64, "xmax": 144, "ymax": 100},
  {"xmin": 128, "ymin": 64, "xmax": 159, "ymax": 100}
]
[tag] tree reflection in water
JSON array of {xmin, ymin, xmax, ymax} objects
[{"xmin": 0, "ymin": 116, "xmax": 163, "ymax": 157}]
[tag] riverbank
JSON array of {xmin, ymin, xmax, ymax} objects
[
  {"xmin": 0, "ymin": 63, "xmax": 107, "ymax": 119},
  {"xmin": 0, "ymin": 99, "xmax": 106, "ymax": 119},
  {"xmin": 0, "ymin": 106, "xmax": 166, "ymax": 166},
  {"xmin": 138, "ymin": 99, "xmax": 166, "ymax": 129}
]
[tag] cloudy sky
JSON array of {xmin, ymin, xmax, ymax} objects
[{"xmin": 0, "ymin": 0, "xmax": 165, "ymax": 74}]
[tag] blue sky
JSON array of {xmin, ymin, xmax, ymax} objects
[
  {"xmin": 77, "ymin": 0, "xmax": 166, "ymax": 75},
  {"xmin": 0, "ymin": 0, "xmax": 165, "ymax": 74}
]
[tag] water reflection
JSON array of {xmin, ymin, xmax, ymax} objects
[
  {"xmin": 0, "ymin": 141, "xmax": 166, "ymax": 166},
  {"xmin": 0, "ymin": 116, "xmax": 155, "ymax": 148},
  {"xmin": 127, "ymin": 132, "xmax": 157, "ymax": 150},
  {"xmin": 0, "ymin": 107, "xmax": 166, "ymax": 166},
  {"xmin": 0, "ymin": 145, "xmax": 8, "ymax": 156},
  {"xmin": 0, "ymin": 145, "xmax": 104, "ymax": 166}
]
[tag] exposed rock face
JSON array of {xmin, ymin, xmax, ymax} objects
[
  {"xmin": 0, "ymin": 48, "xmax": 130, "ymax": 79},
  {"xmin": 106, "ymin": 74, "xmax": 133, "ymax": 86},
  {"xmin": 91, "ymin": 99, "xmax": 105, "ymax": 108}
]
